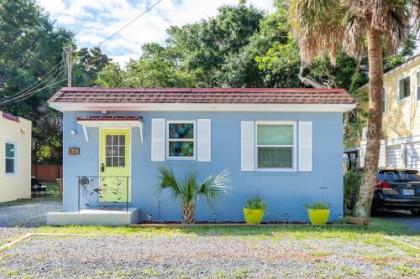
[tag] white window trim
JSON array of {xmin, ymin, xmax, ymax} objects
[
  {"xmin": 255, "ymin": 121, "xmax": 297, "ymax": 172},
  {"xmin": 5, "ymin": 140, "xmax": 17, "ymax": 176},
  {"xmin": 166, "ymin": 120, "xmax": 196, "ymax": 160},
  {"xmin": 398, "ymin": 76, "xmax": 411, "ymax": 101}
]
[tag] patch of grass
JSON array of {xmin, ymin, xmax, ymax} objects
[
  {"xmin": 232, "ymin": 268, "xmax": 249, "ymax": 279},
  {"xmin": 44, "ymin": 181, "xmax": 60, "ymax": 198},
  {"xmin": 214, "ymin": 270, "xmax": 228, "ymax": 279},
  {"xmin": 139, "ymin": 268, "xmax": 162, "ymax": 277},
  {"xmin": 36, "ymin": 218, "xmax": 414, "ymax": 238},
  {"xmin": 394, "ymin": 265, "xmax": 418, "ymax": 276}
]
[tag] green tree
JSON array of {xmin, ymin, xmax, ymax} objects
[
  {"xmin": 73, "ymin": 47, "xmax": 111, "ymax": 86},
  {"xmin": 290, "ymin": 0, "xmax": 419, "ymax": 220},
  {"xmin": 165, "ymin": 5, "xmax": 265, "ymax": 87},
  {"xmin": 95, "ymin": 63, "xmax": 123, "ymax": 87},
  {"xmin": 0, "ymin": 0, "xmax": 74, "ymax": 164}
]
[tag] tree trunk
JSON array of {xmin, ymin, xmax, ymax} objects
[
  {"xmin": 182, "ymin": 203, "xmax": 196, "ymax": 224},
  {"xmin": 353, "ymin": 28, "xmax": 383, "ymax": 220}
]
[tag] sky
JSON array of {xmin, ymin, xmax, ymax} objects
[{"xmin": 36, "ymin": 0, "xmax": 276, "ymax": 65}]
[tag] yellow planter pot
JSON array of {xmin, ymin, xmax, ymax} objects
[
  {"xmin": 307, "ymin": 209, "xmax": 330, "ymax": 225},
  {"xmin": 243, "ymin": 208, "xmax": 264, "ymax": 225}
]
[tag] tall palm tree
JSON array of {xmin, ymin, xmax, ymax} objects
[
  {"xmin": 290, "ymin": 0, "xmax": 419, "ymax": 220},
  {"xmin": 158, "ymin": 166, "xmax": 230, "ymax": 224}
]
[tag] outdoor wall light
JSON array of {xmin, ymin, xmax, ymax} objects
[{"xmin": 70, "ymin": 129, "xmax": 77, "ymax": 135}]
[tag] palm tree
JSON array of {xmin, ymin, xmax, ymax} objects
[
  {"xmin": 158, "ymin": 166, "xmax": 231, "ymax": 224},
  {"xmin": 290, "ymin": 0, "xmax": 419, "ymax": 220}
]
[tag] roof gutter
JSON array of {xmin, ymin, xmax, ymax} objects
[{"xmin": 48, "ymin": 102, "xmax": 356, "ymax": 113}]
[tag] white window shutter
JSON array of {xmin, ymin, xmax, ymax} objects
[
  {"xmin": 197, "ymin": 119, "xmax": 211, "ymax": 162},
  {"xmin": 298, "ymin": 121, "xmax": 312, "ymax": 171},
  {"xmin": 241, "ymin": 121, "xmax": 255, "ymax": 171},
  {"xmin": 151, "ymin": 118, "xmax": 165, "ymax": 161}
]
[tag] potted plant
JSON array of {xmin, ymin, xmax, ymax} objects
[
  {"xmin": 243, "ymin": 196, "xmax": 266, "ymax": 225},
  {"xmin": 305, "ymin": 202, "xmax": 330, "ymax": 225}
]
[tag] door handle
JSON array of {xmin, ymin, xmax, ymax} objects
[{"xmin": 101, "ymin": 163, "xmax": 105, "ymax": 173}]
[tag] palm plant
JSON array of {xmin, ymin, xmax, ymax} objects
[
  {"xmin": 290, "ymin": 0, "xmax": 419, "ymax": 220},
  {"xmin": 158, "ymin": 166, "xmax": 231, "ymax": 224}
]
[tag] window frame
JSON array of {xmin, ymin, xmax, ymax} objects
[
  {"xmin": 166, "ymin": 120, "xmax": 196, "ymax": 160},
  {"xmin": 399, "ymin": 76, "xmax": 411, "ymax": 101},
  {"xmin": 5, "ymin": 140, "xmax": 17, "ymax": 176},
  {"xmin": 255, "ymin": 121, "xmax": 297, "ymax": 172}
]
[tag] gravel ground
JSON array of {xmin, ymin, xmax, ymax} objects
[
  {"xmin": 0, "ymin": 198, "xmax": 61, "ymax": 227},
  {"xmin": 0, "ymin": 233, "xmax": 418, "ymax": 278},
  {"xmin": 0, "ymin": 228, "xmax": 31, "ymax": 247}
]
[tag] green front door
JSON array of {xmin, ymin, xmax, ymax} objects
[{"xmin": 99, "ymin": 129, "xmax": 131, "ymax": 204}]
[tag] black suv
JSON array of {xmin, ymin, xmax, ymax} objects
[{"xmin": 372, "ymin": 169, "xmax": 420, "ymax": 215}]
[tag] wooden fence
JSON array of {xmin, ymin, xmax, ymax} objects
[{"xmin": 32, "ymin": 165, "xmax": 63, "ymax": 182}]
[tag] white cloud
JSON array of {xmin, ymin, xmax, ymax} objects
[{"xmin": 36, "ymin": 0, "xmax": 275, "ymax": 65}]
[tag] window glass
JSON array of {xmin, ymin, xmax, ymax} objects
[
  {"xmin": 5, "ymin": 143, "xmax": 15, "ymax": 174},
  {"xmin": 256, "ymin": 123, "xmax": 294, "ymax": 169},
  {"xmin": 169, "ymin": 142, "xmax": 194, "ymax": 157},
  {"xmin": 257, "ymin": 125, "xmax": 293, "ymax": 145},
  {"xmin": 257, "ymin": 147, "xmax": 292, "ymax": 168},
  {"xmin": 169, "ymin": 123, "xmax": 194, "ymax": 139},
  {"xmin": 167, "ymin": 122, "xmax": 195, "ymax": 158},
  {"xmin": 417, "ymin": 72, "xmax": 420, "ymax": 100},
  {"xmin": 105, "ymin": 135, "xmax": 126, "ymax": 167},
  {"xmin": 400, "ymin": 77, "xmax": 411, "ymax": 99},
  {"xmin": 382, "ymin": 88, "xmax": 386, "ymax": 113}
]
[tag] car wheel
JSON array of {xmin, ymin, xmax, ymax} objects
[{"xmin": 371, "ymin": 206, "xmax": 382, "ymax": 217}]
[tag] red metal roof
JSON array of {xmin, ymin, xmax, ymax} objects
[{"xmin": 49, "ymin": 87, "xmax": 355, "ymax": 105}]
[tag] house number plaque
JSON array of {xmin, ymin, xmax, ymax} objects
[{"xmin": 69, "ymin": 147, "xmax": 80, "ymax": 156}]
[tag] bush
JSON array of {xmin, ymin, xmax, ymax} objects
[
  {"xmin": 305, "ymin": 202, "xmax": 330, "ymax": 209},
  {"xmin": 244, "ymin": 196, "xmax": 266, "ymax": 210},
  {"xmin": 344, "ymin": 170, "xmax": 363, "ymax": 216}
]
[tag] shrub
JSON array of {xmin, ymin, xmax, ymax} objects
[
  {"xmin": 344, "ymin": 169, "xmax": 363, "ymax": 216},
  {"xmin": 305, "ymin": 202, "xmax": 330, "ymax": 209},
  {"xmin": 244, "ymin": 196, "xmax": 267, "ymax": 210},
  {"xmin": 157, "ymin": 166, "xmax": 230, "ymax": 224}
]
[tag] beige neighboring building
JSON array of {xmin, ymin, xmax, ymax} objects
[
  {"xmin": 359, "ymin": 54, "xmax": 420, "ymax": 169},
  {"xmin": 0, "ymin": 111, "xmax": 32, "ymax": 202}
]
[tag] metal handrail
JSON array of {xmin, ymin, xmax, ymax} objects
[{"xmin": 77, "ymin": 176, "xmax": 131, "ymax": 212}]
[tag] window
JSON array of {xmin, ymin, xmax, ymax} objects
[
  {"xmin": 167, "ymin": 121, "xmax": 195, "ymax": 159},
  {"xmin": 105, "ymin": 135, "xmax": 126, "ymax": 167},
  {"xmin": 5, "ymin": 142, "xmax": 16, "ymax": 174},
  {"xmin": 399, "ymin": 76, "xmax": 410, "ymax": 100},
  {"xmin": 382, "ymin": 88, "xmax": 386, "ymax": 113},
  {"xmin": 256, "ymin": 122, "xmax": 296, "ymax": 170}
]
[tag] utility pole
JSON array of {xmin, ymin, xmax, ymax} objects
[{"xmin": 63, "ymin": 47, "xmax": 72, "ymax": 87}]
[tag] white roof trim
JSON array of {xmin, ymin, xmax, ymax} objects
[
  {"xmin": 77, "ymin": 119, "xmax": 144, "ymax": 143},
  {"xmin": 50, "ymin": 102, "xmax": 356, "ymax": 113}
]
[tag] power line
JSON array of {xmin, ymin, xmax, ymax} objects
[
  {"xmin": 5, "ymin": 59, "xmax": 64, "ymax": 99},
  {"xmin": 2, "ymin": 0, "xmax": 165, "ymax": 106},
  {"xmin": 0, "ymin": 71, "xmax": 66, "ymax": 106},
  {"xmin": 97, "ymin": 0, "xmax": 164, "ymax": 48},
  {"xmin": 0, "ymin": 61, "xmax": 65, "ymax": 105}
]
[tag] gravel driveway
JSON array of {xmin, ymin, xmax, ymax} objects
[
  {"xmin": 0, "ymin": 198, "xmax": 61, "ymax": 228},
  {"xmin": 0, "ymin": 231, "xmax": 418, "ymax": 278}
]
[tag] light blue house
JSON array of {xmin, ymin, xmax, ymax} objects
[{"xmin": 47, "ymin": 87, "xmax": 355, "ymax": 225}]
